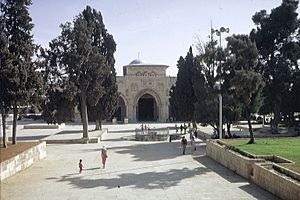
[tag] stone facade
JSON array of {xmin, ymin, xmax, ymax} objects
[{"xmin": 115, "ymin": 59, "xmax": 176, "ymax": 122}]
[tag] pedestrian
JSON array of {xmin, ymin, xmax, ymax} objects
[
  {"xmin": 194, "ymin": 129, "xmax": 198, "ymax": 138},
  {"xmin": 181, "ymin": 136, "xmax": 187, "ymax": 155},
  {"xmin": 180, "ymin": 124, "xmax": 183, "ymax": 133},
  {"xmin": 191, "ymin": 136, "xmax": 196, "ymax": 156},
  {"xmin": 101, "ymin": 146, "xmax": 108, "ymax": 168},
  {"xmin": 189, "ymin": 129, "xmax": 193, "ymax": 140},
  {"xmin": 175, "ymin": 124, "xmax": 178, "ymax": 133},
  {"xmin": 183, "ymin": 123, "xmax": 187, "ymax": 134},
  {"xmin": 79, "ymin": 159, "xmax": 83, "ymax": 173}
]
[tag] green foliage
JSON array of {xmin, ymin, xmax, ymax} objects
[
  {"xmin": 40, "ymin": 6, "xmax": 117, "ymax": 136},
  {"xmin": 250, "ymin": 0, "xmax": 300, "ymax": 128},
  {"xmin": 169, "ymin": 47, "xmax": 196, "ymax": 121},
  {"xmin": 226, "ymin": 138, "xmax": 300, "ymax": 173},
  {"xmin": 0, "ymin": 0, "xmax": 41, "ymax": 144}
]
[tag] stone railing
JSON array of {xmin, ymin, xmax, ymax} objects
[
  {"xmin": 135, "ymin": 128, "xmax": 169, "ymax": 141},
  {"xmin": 0, "ymin": 141, "xmax": 46, "ymax": 181}
]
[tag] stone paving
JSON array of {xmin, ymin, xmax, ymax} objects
[{"xmin": 0, "ymin": 123, "xmax": 279, "ymax": 200}]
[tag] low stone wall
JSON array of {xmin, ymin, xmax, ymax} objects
[
  {"xmin": 0, "ymin": 141, "xmax": 47, "ymax": 181},
  {"xmin": 206, "ymin": 140, "xmax": 265, "ymax": 179},
  {"xmin": 206, "ymin": 140, "xmax": 300, "ymax": 200},
  {"xmin": 44, "ymin": 129, "xmax": 107, "ymax": 144},
  {"xmin": 23, "ymin": 123, "xmax": 65, "ymax": 129},
  {"xmin": 252, "ymin": 163, "xmax": 300, "ymax": 200}
]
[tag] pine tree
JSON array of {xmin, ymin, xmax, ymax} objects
[
  {"xmin": 225, "ymin": 34, "xmax": 263, "ymax": 144},
  {"xmin": 250, "ymin": 0, "xmax": 300, "ymax": 132},
  {"xmin": 43, "ymin": 6, "xmax": 117, "ymax": 138},
  {"xmin": 0, "ymin": 0, "xmax": 38, "ymax": 144},
  {"xmin": 169, "ymin": 47, "xmax": 196, "ymax": 122}
]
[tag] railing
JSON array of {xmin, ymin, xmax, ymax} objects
[{"xmin": 135, "ymin": 127, "xmax": 169, "ymax": 141}]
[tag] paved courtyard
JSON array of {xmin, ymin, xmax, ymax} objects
[{"xmin": 1, "ymin": 123, "xmax": 279, "ymax": 200}]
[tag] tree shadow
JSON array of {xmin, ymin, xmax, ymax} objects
[
  {"xmin": 8, "ymin": 135, "xmax": 50, "ymax": 141},
  {"xmin": 56, "ymin": 166, "xmax": 210, "ymax": 190},
  {"xmin": 89, "ymin": 141, "xmax": 207, "ymax": 162}
]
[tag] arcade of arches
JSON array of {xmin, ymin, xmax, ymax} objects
[{"xmin": 112, "ymin": 59, "xmax": 176, "ymax": 122}]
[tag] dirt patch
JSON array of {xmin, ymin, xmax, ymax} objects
[{"xmin": 0, "ymin": 141, "xmax": 41, "ymax": 163}]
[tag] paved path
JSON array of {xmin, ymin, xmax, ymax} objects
[{"xmin": 1, "ymin": 123, "xmax": 279, "ymax": 200}]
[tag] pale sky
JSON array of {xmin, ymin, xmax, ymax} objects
[{"xmin": 29, "ymin": 0, "xmax": 282, "ymax": 76}]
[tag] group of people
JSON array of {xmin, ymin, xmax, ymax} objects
[
  {"xmin": 79, "ymin": 146, "xmax": 108, "ymax": 174},
  {"xmin": 175, "ymin": 123, "xmax": 188, "ymax": 133},
  {"xmin": 181, "ymin": 135, "xmax": 197, "ymax": 155}
]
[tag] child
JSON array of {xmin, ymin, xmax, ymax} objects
[
  {"xmin": 79, "ymin": 159, "xmax": 83, "ymax": 173},
  {"xmin": 101, "ymin": 146, "xmax": 108, "ymax": 168}
]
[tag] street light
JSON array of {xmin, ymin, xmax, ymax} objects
[
  {"xmin": 214, "ymin": 81, "xmax": 222, "ymax": 139},
  {"xmin": 211, "ymin": 27, "xmax": 229, "ymax": 47},
  {"xmin": 211, "ymin": 27, "xmax": 229, "ymax": 140}
]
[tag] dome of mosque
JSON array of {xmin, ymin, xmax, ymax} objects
[{"xmin": 129, "ymin": 59, "xmax": 145, "ymax": 65}]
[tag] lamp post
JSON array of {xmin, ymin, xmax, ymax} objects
[
  {"xmin": 212, "ymin": 27, "xmax": 229, "ymax": 140},
  {"xmin": 214, "ymin": 81, "xmax": 222, "ymax": 139},
  {"xmin": 212, "ymin": 27, "xmax": 229, "ymax": 48}
]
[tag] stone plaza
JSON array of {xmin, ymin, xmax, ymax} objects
[{"xmin": 0, "ymin": 123, "xmax": 279, "ymax": 200}]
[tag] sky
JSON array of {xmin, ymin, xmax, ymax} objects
[{"xmin": 29, "ymin": 0, "xmax": 282, "ymax": 76}]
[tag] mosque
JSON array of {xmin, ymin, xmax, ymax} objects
[{"xmin": 113, "ymin": 59, "xmax": 176, "ymax": 123}]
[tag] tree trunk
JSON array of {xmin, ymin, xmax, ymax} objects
[
  {"xmin": 246, "ymin": 109, "xmax": 254, "ymax": 144},
  {"xmin": 192, "ymin": 120, "xmax": 197, "ymax": 130},
  {"xmin": 12, "ymin": 103, "xmax": 18, "ymax": 144},
  {"xmin": 226, "ymin": 122, "xmax": 232, "ymax": 138},
  {"xmin": 95, "ymin": 119, "xmax": 100, "ymax": 130},
  {"xmin": 2, "ymin": 111, "xmax": 7, "ymax": 148},
  {"xmin": 99, "ymin": 118, "xmax": 102, "ymax": 130},
  {"xmin": 80, "ymin": 92, "xmax": 89, "ymax": 138},
  {"xmin": 272, "ymin": 103, "xmax": 281, "ymax": 134}
]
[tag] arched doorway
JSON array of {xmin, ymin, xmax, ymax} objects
[
  {"xmin": 113, "ymin": 96, "xmax": 126, "ymax": 121},
  {"xmin": 137, "ymin": 93, "xmax": 158, "ymax": 121}
]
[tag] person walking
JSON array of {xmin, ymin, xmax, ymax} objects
[
  {"xmin": 180, "ymin": 124, "xmax": 183, "ymax": 133},
  {"xmin": 101, "ymin": 146, "xmax": 108, "ymax": 168},
  {"xmin": 79, "ymin": 159, "xmax": 83, "ymax": 173},
  {"xmin": 191, "ymin": 136, "xmax": 196, "ymax": 156},
  {"xmin": 181, "ymin": 136, "xmax": 187, "ymax": 155}
]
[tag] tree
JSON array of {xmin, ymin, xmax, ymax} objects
[
  {"xmin": 225, "ymin": 34, "xmax": 263, "ymax": 144},
  {"xmin": 88, "ymin": 67, "xmax": 118, "ymax": 130},
  {"xmin": 231, "ymin": 70, "xmax": 264, "ymax": 144},
  {"xmin": 169, "ymin": 47, "xmax": 196, "ymax": 122},
  {"xmin": 44, "ymin": 6, "xmax": 116, "ymax": 138},
  {"xmin": 192, "ymin": 34, "xmax": 224, "ymax": 136},
  {"xmin": 0, "ymin": 0, "xmax": 39, "ymax": 144},
  {"xmin": 250, "ymin": 0, "xmax": 300, "ymax": 132}
]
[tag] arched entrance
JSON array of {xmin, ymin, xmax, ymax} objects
[
  {"xmin": 137, "ymin": 93, "xmax": 158, "ymax": 121},
  {"xmin": 113, "ymin": 96, "xmax": 126, "ymax": 121}
]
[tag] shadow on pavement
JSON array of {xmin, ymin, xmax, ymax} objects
[
  {"xmin": 9, "ymin": 135, "xmax": 50, "ymax": 141},
  {"xmin": 87, "ymin": 141, "xmax": 207, "ymax": 162},
  {"xmin": 56, "ymin": 166, "xmax": 210, "ymax": 190}
]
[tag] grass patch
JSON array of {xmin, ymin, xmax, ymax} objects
[{"xmin": 225, "ymin": 137, "xmax": 300, "ymax": 173}]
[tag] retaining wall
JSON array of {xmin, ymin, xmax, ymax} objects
[
  {"xmin": 0, "ymin": 142, "xmax": 46, "ymax": 181},
  {"xmin": 252, "ymin": 163, "xmax": 300, "ymax": 200},
  {"xmin": 206, "ymin": 140, "xmax": 265, "ymax": 179},
  {"xmin": 206, "ymin": 140, "xmax": 300, "ymax": 200}
]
